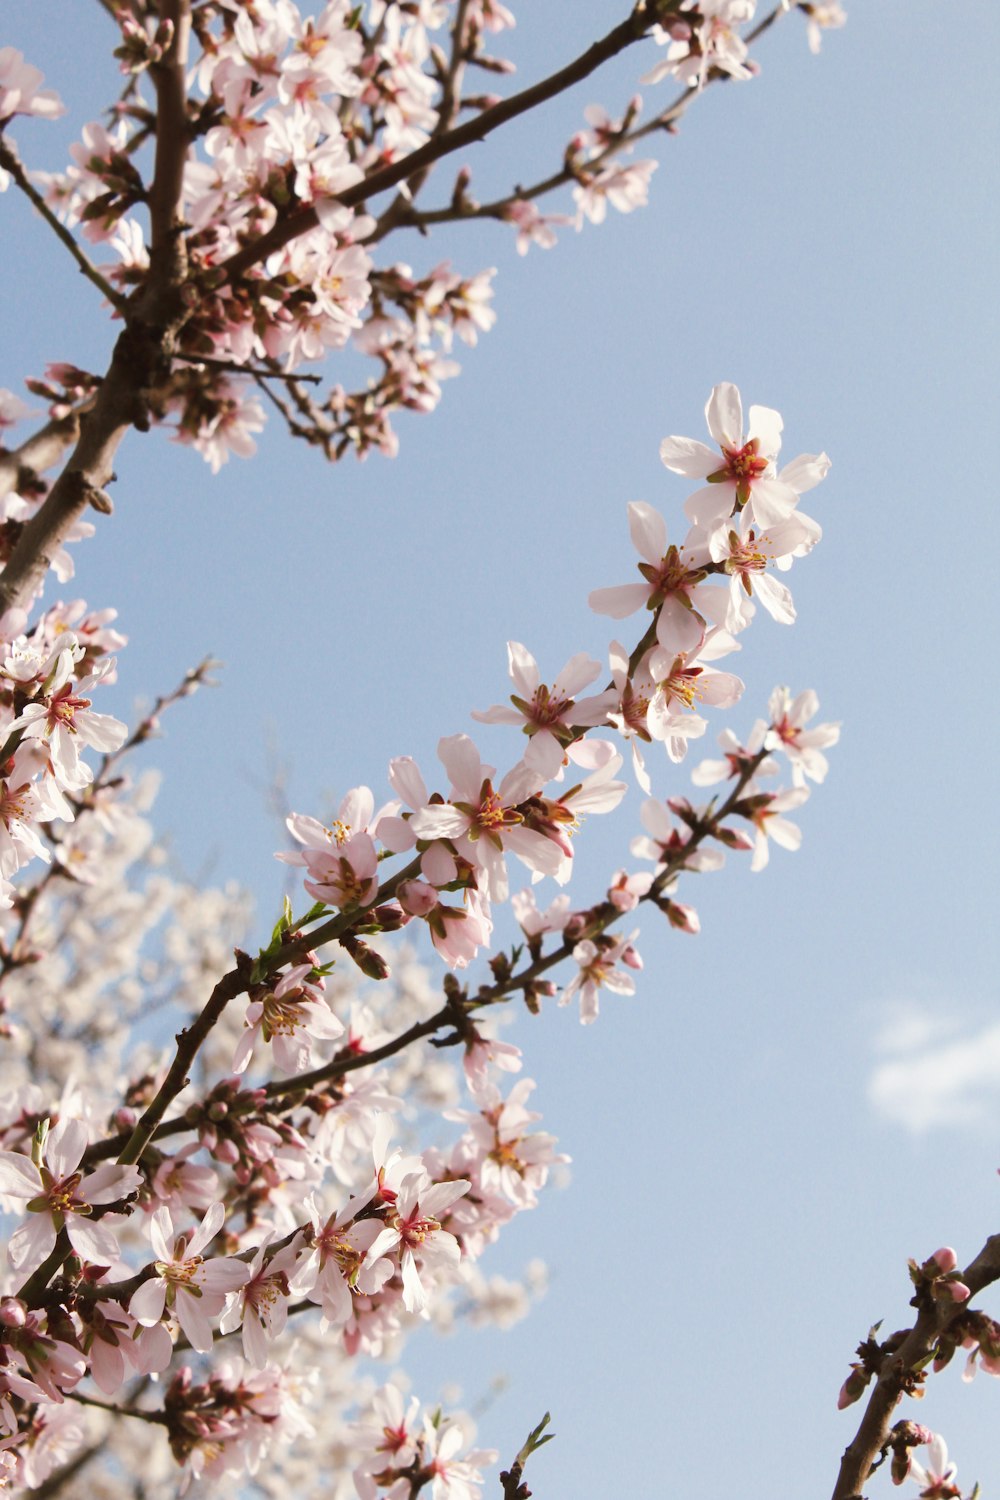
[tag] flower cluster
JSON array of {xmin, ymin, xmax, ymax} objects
[
  {"xmin": 0, "ymin": 380, "xmax": 841, "ymax": 1494},
  {"xmin": 3, "ymin": 2, "xmax": 838, "ymax": 476}
]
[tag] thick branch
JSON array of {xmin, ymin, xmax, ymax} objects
[
  {"xmin": 147, "ymin": 0, "xmax": 192, "ymax": 257},
  {"xmin": 0, "ymin": 386, "xmax": 129, "ymax": 617},
  {"xmin": 0, "ymin": 410, "xmax": 84, "ymax": 506},
  {"xmin": 0, "ymin": 4, "xmax": 194, "ymax": 622}
]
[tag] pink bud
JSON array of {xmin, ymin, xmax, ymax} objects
[
  {"xmin": 398, "ymin": 880, "xmax": 437, "ymax": 918},
  {"xmin": 621, "ymin": 943, "xmax": 643, "ymax": 971},
  {"xmin": 837, "ymin": 1368, "xmax": 868, "ymax": 1409},
  {"xmin": 931, "ymin": 1246, "xmax": 958, "ymax": 1274},
  {"xmin": 947, "ymin": 1280, "xmax": 971, "ymax": 1303},
  {"xmin": 666, "ymin": 901, "xmax": 700, "ymax": 935},
  {"xmin": 0, "ymin": 1298, "xmax": 26, "ymax": 1328}
]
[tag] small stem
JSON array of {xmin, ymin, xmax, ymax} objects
[
  {"xmin": 17, "ymin": 1229, "xmax": 69, "ymax": 1301},
  {"xmin": 172, "ymin": 352, "xmax": 322, "ymax": 384},
  {"xmin": 66, "ymin": 1390, "xmax": 169, "ymax": 1425}
]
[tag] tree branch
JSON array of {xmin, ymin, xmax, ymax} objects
[
  {"xmin": 0, "ymin": 138, "xmax": 126, "ymax": 312},
  {"xmin": 0, "ymin": 4, "xmax": 195, "ymax": 622},
  {"xmin": 367, "ymin": 2, "xmax": 789, "ymax": 244},
  {"xmin": 219, "ymin": 5, "xmax": 657, "ymax": 282},
  {"xmin": 832, "ymin": 1235, "xmax": 1000, "ymax": 1500},
  {"xmin": 115, "ymin": 964, "xmax": 249, "ymax": 1165},
  {"xmin": 0, "ymin": 409, "xmax": 86, "ymax": 507},
  {"xmin": 147, "ymin": 0, "xmax": 192, "ymax": 259}
]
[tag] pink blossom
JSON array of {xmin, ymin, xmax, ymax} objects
[
  {"xmin": 422, "ymin": 1418, "xmax": 498, "ymax": 1500},
  {"xmin": 511, "ymin": 887, "xmax": 572, "ymax": 940},
  {"xmin": 398, "ymin": 879, "xmax": 493, "ymax": 968},
  {"xmin": 573, "ymin": 160, "xmax": 657, "ymax": 226},
  {"xmin": 907, "ymin": 1434, "xmax": 960, "ymax": 1499},
  {"xmin": 0, "ymin": 1118, "xmax": 140, "ymax": 1279},
  {"xmin": 364, "ymin": 1172, "xmax": 469, "ymax": 1313},
  {"xmin": 129, "ymin": 1203, "xmax": 251, "ymax": 1353},
  {"xmin": 701, "ymin": 509, "xmax": 821, "ymax": 630},
  {"xmin": 10, "ymin": 652, "xmax": 127, "ymax": 792},
  {"xmin": 561, "ymin": 931, "xmax": 640, "ymax": 1024},
  {"xmin": 589, "ymin": 501, "xmax": 726, "ymax": 659},
  {"xmin": 4, "ymin": 1316, "xmax": 85, "ymax": 1403},
  {"xmin": 802, "ymin": 2, "xmax": 847, "ymax": 54},
  {"xmin": 745, "ymin": 783, "xmax": 811, "ymax": 872},
  {"xmin": 352, "ymin": 1384, "xmax": 422, "ymax": 1499},
  {"xmin": 764, "ymin": 686, "xmax": 840, "ymax": 786},
  {"xmin": 280, "ymin": 793, "xmax": 384, "ymax": 910},
  {"xmin": 646, "ymin": 637, "xmax": 744, "ymax": 764},
  {"xmin": 472, "ymin": 641, "xmax": 614, "ymax": 779},
  {"xmin": 606, "ymin": 641, "xmax": 662, "ymax": 792},
  {"xmin": 0, "ymin": 49, "xmax": 65, "ymax": 126},
  {"xmin": 452, "ymin": 1078, "xmax": 566, "ymax": 1210},
  {"xmin": 631, "ymin": 795, "xmax": 727, "ymax": 871},
  {"xmin": 219, "ymin": 1236, "xmax": 303, "ymax": 1366},
  {"xmin": 233, "ymin": 963, "xmax": 344, "ymax": 1075},
  {"xmin": 690, "ymin": 721, "xmax": 772, "ymax": 789},
  {"xmin": 408, "ymin": 735, "xmax": 557, "ymax": 902},
  {"xmin": 660, "ymin": 382, "xmax": 829, "ymax": 535},
  {"xmin": 291, "ymin": 1196, "xmax": 392, "ymax": 1328},
  {"xmin": 152, "ymin": 1143, "xmax": 220, "ymax": 1215},
  {"xmin": 643, "ymin": 2, "xmax": 756, "ymax": 90},
  {"xmin": 504, "ymin": 198, "xmax": 571, "ymax": 254}
]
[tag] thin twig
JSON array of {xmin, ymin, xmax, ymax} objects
[
  {"xmin": 173, "ymin": 352, "xmax": 322, "ymax": 384},
  {"xmin": 66, "ymin": 1390, "xmax": 169, "ymax": 1425},
  {"xmin": 0, "ymin": 139, "xmax": 126, "ymax": 311},
  {"xmin": 367, "ymin": 1, "xmax": 789, "ymax": 244}
]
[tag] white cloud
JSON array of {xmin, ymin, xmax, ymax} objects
[{"xmin": 868, "ymin": 1003, "xmax": 1000, "ymax": 1133}]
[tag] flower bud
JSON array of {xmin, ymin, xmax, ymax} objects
[
  {"xmin": 0, "ymin": 1298, "xmax": 26, "ymax": 1328},
  {"xmin": 837, "ymin": 1367, "xmax": 869, "ymax": 1409},
  {"xmin": 398, "ymin": 880, "xmax": 437, "ymax": 918}
]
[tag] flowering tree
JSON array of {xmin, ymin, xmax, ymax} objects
[{"xmin": 1, "ymin": 3, "xmax": 995, "ymax": 1498}]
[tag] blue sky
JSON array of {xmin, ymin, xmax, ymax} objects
[{"xmin": 4, "ymin": 2, "xmax": 1000, "ymax": 1495}]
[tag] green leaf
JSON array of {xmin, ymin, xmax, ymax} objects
[
  {"xmin": 515, "ymin": 1411, "xmax": 555, "ymax": 1468},
  {"xmin": 269, "ymin": 895, "xmax": 294, "ymax": 947}
]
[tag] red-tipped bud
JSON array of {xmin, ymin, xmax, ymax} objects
[{"xmin": 837, "ymin": 1367, "xmax": 869, "ymax": 1409}]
